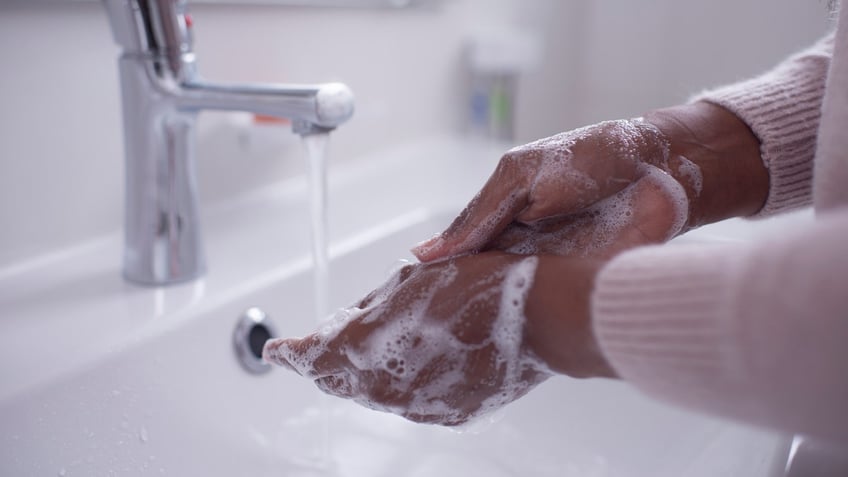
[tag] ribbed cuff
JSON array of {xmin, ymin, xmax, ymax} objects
[
  {"xmin": 693, "ymin": 35, "xmax": 832, "ymax": 217},
  {"xmin": 591, "ymin": 243, "xmax": 748, "ymax": 407}
]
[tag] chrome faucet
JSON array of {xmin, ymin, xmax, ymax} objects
[{"xmin": 103, "ymin": 0, "xmax": 354, "ymax": 286}]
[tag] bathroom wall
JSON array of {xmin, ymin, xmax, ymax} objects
[
  {"xmin": 0, "ymin": 0, "xmax": 831, "ymax": 269},
  {"xmin": 516, "ymin": 0, "xmax": 831, "ymax": 139}
]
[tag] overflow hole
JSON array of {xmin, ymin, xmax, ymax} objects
[{"xmin": 233, "ymin": 307, "xmax": 277, "ymax": 375}]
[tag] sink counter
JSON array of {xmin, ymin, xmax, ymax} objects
[{"xmin": 0, "ymin": 135, "xmax": 808, "ymax": 477}]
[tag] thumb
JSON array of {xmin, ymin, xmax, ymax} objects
[{"xmin": 412, "ymin": 175, "xmax": 529, "ymax": 262}]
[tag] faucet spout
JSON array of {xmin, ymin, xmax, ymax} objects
[
  {"xmin": 180, "ymin": 81, "xmax": 354, "ymax": 133},
  {"xmin": 104, "ymin": 0, "xmax": 355, "ymax": 285}
]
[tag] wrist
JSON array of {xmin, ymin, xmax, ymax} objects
[
  {"xmin": 643, "ymin": 101, "xmax": 768, "ymax": 230},
  {"xmin": 523, "ymin": 256, "xmax": 618, "ymax": 379}
]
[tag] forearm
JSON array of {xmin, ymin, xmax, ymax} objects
[{"xmin": 523, "ymin": 255, "xmax": 617, "ymax": 379}]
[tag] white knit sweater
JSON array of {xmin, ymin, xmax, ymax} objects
[{"xmin": 592, "ymin": 8, "xmax": 848, "ymax": 443}]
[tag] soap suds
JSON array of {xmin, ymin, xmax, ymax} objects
[
  {"xmin": 640, "ymin": 165, "xmax": 690, "ymax": 241},
  {"xmin": 490, "ymin": 163, "xmax": 688, "ymax": 257},
  {"xmin": 474, "ymin": 257, "xmax": 548, "ymax": 418},
  {"xmin": 454, "ymin": 189, "xmax": 525, "ymax": 258},
  {"xmin": 264, "ymin": 256, "xmax": 550, "ymax": 426},
  {"xmin": 675, "ymin": 155, "xmax": 703, "ymax": 197},
  {"xmin": 422, "ymin": 118, "xmax": 677, "ymax": 258}
]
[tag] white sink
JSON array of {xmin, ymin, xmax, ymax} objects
[{"xmin": 0, "ymin": 136, "xmax": 805, "ymax": 476}]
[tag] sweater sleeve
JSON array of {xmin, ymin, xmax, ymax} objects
[
  {"xmin": 693, "ymin": 34, "xmax": 834, "ymax": 217},
  {"xmin": 591, "ymin": 207, "xmax": 848, "ymax": 442}
]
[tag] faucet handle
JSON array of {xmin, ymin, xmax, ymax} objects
[
  {"xmin": 103, "ymin": 0, "xmax": 149, "ymax": 53},
  {"xmin": 105, "ymin": 0, "xmax": 196, "ymax": 79},
  {"xmin": 144, "ymin": 0, "xmax": 194, "ymax": 58}
]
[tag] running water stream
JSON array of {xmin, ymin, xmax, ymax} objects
[
  {"xmin": 302, "ymin": 132, "xmax": 336, "ymax": 474},
  {"xmin": 303, "ymin": 133, "xmax": 331, "ymax": 326}
]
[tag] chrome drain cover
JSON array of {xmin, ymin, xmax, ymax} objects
[{"xmin": 233, "ymin": 307, "xmax": 277, "ymax": 375}]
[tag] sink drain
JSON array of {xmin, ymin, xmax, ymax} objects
[{"xmin": 233, "ymin": 307, "xmax": 277, "ymax": 375}]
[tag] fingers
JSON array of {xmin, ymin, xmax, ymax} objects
[
  {"xmin": 262, "ymin": 334, "xmax": 346, "ymax": 378},
  {"xmin": 315, "ymin": 371, "xmax": 407, "ymax": 410},
  {"xmin": 411, "ymin": 120, "xmax": 672, "ymax": 262},
  {"xmin": 315, "ymin": 374, "xmax": 357, "ymax": 399},
  {"xmin": 412, "ymin": 164, "xmax": 530, "ymax": 262}
]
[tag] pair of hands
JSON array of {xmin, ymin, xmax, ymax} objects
[{"xmin": 264, "ymin": 102, "xmax": 767, "ymax": 426}]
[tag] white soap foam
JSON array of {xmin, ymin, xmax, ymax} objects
[
  {"xmin": 500, "ymin": 182, "xmax": 639, "ymax": 257},
  {"xmin": 638, "ymin": 164, "xmax": 690, "ymax": 240},
  {"xmin": 510, "ymin": 119, "xmax": 671, "ymax": 219},
  {"xmin": 455, "ymin": 188, "xmax": 525, "ymax": 257},
  {"xmin": 475, "ymin": 257, "xmax": 549, "ymax": 418},
  {"xmin": 270, "ymin": 118, "xmax": 688, "ymax": 425},
  {"xmin": 498, "ymin": 168, "xmax": 689, "ymax": 256},
  {"xmin": 494, "ymin": 138, "xmax": 689, "ymax": 257},
  {"xmin": 508, "ymin": 129, "xmax": 595, "ymax": 215},
  {"xmin": 675, "ymin": 155, "xmax": 703, "ymax": 197},
  {"xmin": 446, "ymin": 119, "xmax": 675, "ymax": 257},
  {"xmin": 276, "ymin": 256, "xmax": 549, "ymax": 426}
]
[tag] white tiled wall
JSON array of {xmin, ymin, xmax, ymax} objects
[{"xmin": 0, "ymin": 1, "xmax": 830, "ymax": 269}]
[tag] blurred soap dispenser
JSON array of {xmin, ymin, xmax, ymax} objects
[{"xmin": 466, "ymin": 29, "xmax": 541, "ymax": 142}]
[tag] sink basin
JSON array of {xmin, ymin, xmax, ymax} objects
[{"xmin": 0, "ymin": 136, "xmax": 805, "ymax": 476}]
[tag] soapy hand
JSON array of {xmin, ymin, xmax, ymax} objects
[
  {"xmin": 412, "ymin": 118, "xmax": 695, "ymax": 261},
  {"xmin": 263, "ymin": 252, "xmax": 613, "ymax": 426}
]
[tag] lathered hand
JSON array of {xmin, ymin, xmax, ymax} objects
[
  {"xmin": 412, "ymin": 119, "xmax": 690, "ymax": 261},
  {"xmin": 413, "ymin": 102, "xmax": 769, "ymax": 262},
  {"xmin": 263, "ymin": 252, "xmax": 613, "ymax": 426}
]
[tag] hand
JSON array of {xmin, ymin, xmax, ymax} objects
[
  {"xmin": 412, "ymin": 102, "xmax": 768, "ymax": 262},
  {"xmin": 412, "ymin": 119, "xmax": 688, "ymax": 261},
  {"xmin": 482, "ymin": 166, "xmax": 688, "ymax": 258},
  {"xmin": 263, "ymin": 252, "xmax": 613, "ymax": 426}
]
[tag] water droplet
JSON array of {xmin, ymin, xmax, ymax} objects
[
  {"xmin": 138, "ymin": 427, "xmax": 149, "ymax": 443},
  {"xmin": 58, "ymin": 469, "xmax": 66, "ymax": 477}
]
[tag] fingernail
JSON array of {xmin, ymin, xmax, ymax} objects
[{"xmin": 411, "ymin": 234, "xmax": 444, "ymax": 259}]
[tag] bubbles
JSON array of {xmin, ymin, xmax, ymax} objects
[
  {"xmin": 348, "ymin": 294, "xmax": 447, "ymax": 389},
  {"xmin": 517, "ymin": 130, "xmax": 596, "ymax": 207},
  {"xmin": 675, "ymin": 155, "xmax": 703, "ymax": 197},
  {"xmin": 320, "ymin": 307, "xmax": 362, "ymax": 337},
  {"xmin": 501, "ymin": 185, "xmax": 639, "ymax": 257},
  {"xmin": 639, "ymin": 165, "xmax": 690, "ymax": 239},
  {"xmin": 461, "ymin": 189, "xmax": 525, "ymax": 254},
  {"xmin": 286, "ymin": 255, "xmax": 548, "ymax": 427},
  {"xmin": 498, "ymin": 151, "xmax": 690, "ymax": 258},
  {"xmin": 470, "ymin": 256, "xmax": 550, "ymax": 422}
]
